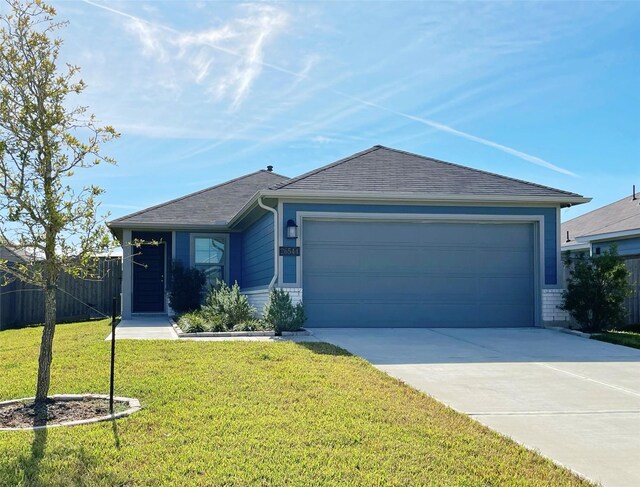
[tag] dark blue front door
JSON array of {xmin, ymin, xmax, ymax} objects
[{"xmin": 133, "ymin": 244, "xmax": 165, "ymax": 313}]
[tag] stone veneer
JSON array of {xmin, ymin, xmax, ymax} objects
[{"xmin": 542, "ymin": 288, "xmax": 570, "ymax": 323}]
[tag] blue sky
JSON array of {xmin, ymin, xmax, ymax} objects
[{"xmin": 49, "ymin": 1, "xmax": 639, "ymax": 222}]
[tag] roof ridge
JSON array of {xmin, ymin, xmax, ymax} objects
[
  {"xmin": 269, "ymin": 146, "xmax": 382, "ymax": 190},
  {"xmin": 375, "ymin": 145, "xmax": 581, "ymax": 197},
  {"xmin": 110, "ymin": 170, "xmax": 288, "ymax": 224}
]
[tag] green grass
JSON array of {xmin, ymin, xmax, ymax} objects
[
  {"xmin": 0, "ymin": 321, "xmax": 591, "ymax": 486},
  {"xmin": 593, "ymin": 328, "xmax": 640, "ymax": 350}
]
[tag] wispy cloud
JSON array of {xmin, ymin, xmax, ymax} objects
[
  {"xmin": 333, "ymin": 90, "xmax": 577, "ymax": 177},
  {"xmin": 78, "ymin": 0, "xmax": 594, "ymax": 176},
  {"xmin": 84, "ymin": 1, "xmax": 290, "ymax": 110}
]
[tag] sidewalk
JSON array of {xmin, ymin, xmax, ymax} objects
[{"xmin": 105, "ymin": 315, "xmax": 177, "ymax": 340}]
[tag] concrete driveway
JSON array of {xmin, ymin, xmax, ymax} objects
[{"xmin": 311, "ymin": 327, "xmax": 640, "ymax": 487}]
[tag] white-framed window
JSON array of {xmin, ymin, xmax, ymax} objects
[{"xmin": 191, "ymin": 234, "xmax": 226, "ymax": 288}]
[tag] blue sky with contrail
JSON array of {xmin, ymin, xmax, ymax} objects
[{"xmin": 36, "ymin": 1, "xmax": 640, "ymax": 219}]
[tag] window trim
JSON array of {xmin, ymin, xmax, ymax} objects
[{"xmin": 189, "ymin": 233, "xmax": 229, "ymax": 284}]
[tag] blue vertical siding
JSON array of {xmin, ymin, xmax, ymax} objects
[
  {"xmin": 282, "ymin": 203, "xmax": 559, "ymax": 286},
  {"xmin": 229, "ymin": 233, "xmax": 243, "ymax": 285},
  {"xmin": 174, "ymin": 232, "xmax": 190, "ymax": 266},
  {"xmin": 241, "ymin": 213, "xmax": 275, "ymax": 289}
]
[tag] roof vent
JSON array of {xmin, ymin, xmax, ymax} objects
[
  {"xmin": 565, "ymin": 230, "xmax": 571, "ymax": 243},
  {"xmin": 633, "ymin": 184, "xmax": 637, "ymax": 201},
  {"xmin": 266, "ymin": 165, "xmax": 273, "ymax": 172}
]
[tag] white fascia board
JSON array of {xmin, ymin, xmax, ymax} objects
[
  {"xmin": 258, "ymin": 189, "xmax": 590, "ymax": 206},
  {"xmin": 575, "ymin": 228, "xmax": 640, "ymax": 243},
  {"xmin": 107, "ymin": 222, "xmax": 232, "ymax": 232},
  {"xmin": 561, "ymin": 242, "xmax": 590, "ymax": 252}
]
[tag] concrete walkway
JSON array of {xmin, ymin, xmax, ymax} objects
[
  {"xmin": 311, "ymin": 327, "xmax": 640, "ymax": 487},
  {"xmin": 105, "ymin": 315, "xmax": 177, "ymax": 340}
]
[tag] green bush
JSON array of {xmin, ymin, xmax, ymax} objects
[
  {"xmin": 263, "ymin": 289, "xmax": 306, "ymax": 334},
  {"xmin": 202, "ymin": 281, "xmax": 256, "ymax": 328},
  {"xmin": 168, "ymin": 262, "xmax": 205, "ymax": 314},
  {"xmin": 232, "ymin": 320, "xmax": 270, "ymax": 332},
  {"xmin": 177, "ymin": 311, "xmax": 225, "ymax": 333},
  {"xmin": 562, "ymin": 246, "xmax": 633, "ymax": 333},
  {"xmin": 177, "ymin": 312, "xmax": 208, "ymax": 333}
]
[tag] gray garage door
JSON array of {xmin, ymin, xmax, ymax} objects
[{"xmin": 303, "ymin": 220, "xmax": 535, "ymax": 328}]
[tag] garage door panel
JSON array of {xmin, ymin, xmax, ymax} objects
[
  {"xmin": 474, "ymin": 249, "xmax": 532, "ymax": 274},
  {"xmin": 303, "ymin": 245, "xmax": 361, "ymax": 271},
  {"xmin": 356, "ymin": 247, "xmax": 425, "ymax": 272},
  {"xmin": 476, "ymin": 277, "xmax": 533, "ymax": 303},
  {"xmin": 420, "ymin": 222, "xmax": 470, "ymax": 243},
  {"xmin": 303, "ymin": 220, "xmax": 535, "ymax": 328},
  {"xmin": 477, "ymin": 304, "xmax": 534, "ymax": 326},
  {"xmin": 468, "ymin": 223, "xmax": 533, "ymax": 247},
  {"xmin": 307, "ymin": 275, "xmax": 425, "ymax": 300}
]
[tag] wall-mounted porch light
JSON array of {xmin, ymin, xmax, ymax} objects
[{"xmin": 286, "ymin": 219, "xmax": 298, "ymax": 239}]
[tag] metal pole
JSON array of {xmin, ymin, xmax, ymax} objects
[{"xmin": 109, "ymin": 296, "xmax": 117, "ymax": 414}]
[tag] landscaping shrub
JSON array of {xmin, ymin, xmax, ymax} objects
[
  {"xmin": 201, "ymin": 281, "xmax": 256, "ymax": 328},
  {"xmin": 562, "ymin": 246, "xmax": 633, "ymax": 333},
  {"xmin": 178, "ymin": 311, "xmax": 225, "ymax": 333},
  {"xmin": 232, "ymin": 320, "xmax": 270, "ymax": 332},
  {"xmin": 168, "ymin": 262, "xmax": 205, "ymax": 314},
  {"xmin": 177, "ymin": 312, "xmax": 208, "ymax": 333},
  {"xmin": 263, "ymin": 289, "xmax": 306, "ymax": 334}
]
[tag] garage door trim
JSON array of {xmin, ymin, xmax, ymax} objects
[{"xmin": 295, "ymin": 211, "xmax": 544, "ymax": 327}]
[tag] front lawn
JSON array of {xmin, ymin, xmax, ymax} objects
[
  {"xmin": 592, "ymin": 328, "xmax": 640, "ymax": 350},
  {"xmin": 0, "ymin": 320, "xmax": 590, "ymax": 486}
]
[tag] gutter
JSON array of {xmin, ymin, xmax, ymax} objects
[
  {"xmin": 257, "ymin": 195, "xmax": 278, "ymax": 289},
  {"xmin": 258, "ymin": 189, "xmax": 591, "ymax": 206}
]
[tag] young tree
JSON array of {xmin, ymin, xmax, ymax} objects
[
  {"xmin": 0, "ymin": 0, "xmax": 118, "ymax": 412},
  {"xmin": 562, "ymin": 246, "xmax": 633, "ymax": 333}
]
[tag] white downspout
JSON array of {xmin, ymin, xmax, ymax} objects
[{"xmin": 258, "ymin": 195, "xmax": 278, "ymax": 289}]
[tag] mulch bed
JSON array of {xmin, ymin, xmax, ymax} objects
[{"xmin": 0, "ymin": 397, "xmax": 126, "ymax": 428}]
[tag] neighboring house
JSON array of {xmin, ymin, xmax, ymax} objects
[
  {"xmin": 561, "ymin": 190, "xmax": 640, "ymax": 324},
  {"xmin": 108, "ymin": 145, "xmax": 589, "ymax": 328},
  {"xmin": 562, "ymin": 190, "xmax": 640, "ymax": 257},
  {"xmin": 0, "ymin": 245, "xmax": 34, "ymax": 263}
]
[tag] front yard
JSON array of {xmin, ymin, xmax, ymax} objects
[
  {"xmin": 592, "ymin": 325, "xmax": 640, "ymax": 350},
  {"xmin": 0, "ymin": 320, "xmax": 590, "ymax": 486}
]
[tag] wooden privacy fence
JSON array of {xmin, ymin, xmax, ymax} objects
[
  {"xmin": 562, "ymin": 255, "xmax": 640, "ymax": 326},
  {"xmin": 0, "ymin": 257, "xmax": 121, "ymax": 330}
]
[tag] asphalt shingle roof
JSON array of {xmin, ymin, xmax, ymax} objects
[
  {"xmin": 562, "ymin": 192, "xmax": 640, "ymax": 246},
  {"xmin": 109, "ymin": 146, "xmax": 586, "ymax": 230},
  {"xmin": 270, "ymin": 145, "xmax": 583, "ymax": 198},
  {"xmin": 110, "ymin": 170, "xmax": 289, "ymax": 227}
]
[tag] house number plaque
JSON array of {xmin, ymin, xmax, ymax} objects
[{"xmin": 279, "ymin": 246, "xmax": 300, "ymax": 256}]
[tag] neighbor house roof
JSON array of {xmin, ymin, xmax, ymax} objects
[
  {"xmin": 0, "ymin": 245, "xmax": 42, "ymax": 262},
  {"xmin": 269, "ymin": 146, "xmax": 585, "ymax": 201},
  {"xmin": 109, "ymin": 170, "xmax": 289, "ymax": 229},
  {"xmin": 562, "ymin": 192, "xmax": 640, "ymax": 248},
  {"xmin": 0, "ymin": 245, "xmax": 26, "ymax": 262}
]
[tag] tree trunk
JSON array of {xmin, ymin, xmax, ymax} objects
[{"xmin": 34, "ymin": 277, "xmax": 57, "ymax": 419}]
